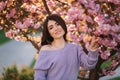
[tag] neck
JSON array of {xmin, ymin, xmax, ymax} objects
[{"xmin": 51, "ymin": 38, "xmax": 66, "ymax": 48}]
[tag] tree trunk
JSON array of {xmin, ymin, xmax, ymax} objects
[
  {"xmin": 89, "ymin": 69, "xmax": 99, "ymax": 80},
  {"xmin": 89, "ymin": 57, "xmax": 104, "ymax": 80}
]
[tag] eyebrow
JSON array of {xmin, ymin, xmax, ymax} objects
[
  {"xmin": 48, "ymin": 25, "xmax": 53, "ymax": 29},
  {"xmin": 48, "ymin": 22, "xmax": 57, "ymax": 28}
]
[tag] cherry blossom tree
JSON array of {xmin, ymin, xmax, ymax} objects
[{"xmin": 0, "ymin": 0, "xmax": 120, "ymax": 80}]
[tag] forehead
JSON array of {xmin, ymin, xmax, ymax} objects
[{"xmin": 48, "ymin": 20, "xmax": 56, "ymax": 25}]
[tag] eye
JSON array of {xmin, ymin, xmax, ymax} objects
[
  {"xmin": 48, "ymin": 25, "xmax": 53, "ymax": 30},
  {"xmin": 49, "ymin": 27, "xmax": 53, "ymax": 30}
]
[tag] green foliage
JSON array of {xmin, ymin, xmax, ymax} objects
[
  {"xmin": 30, "ymin": 58, "xmax": 36, "ymax": 68},
  {"xmin": 2, "ymin": 65, "xmax": 19, "ymax": 80},
  {"xmin": 109, "ymin": 77, "xmax": 120, "ymax": 80},
  {"xmin": 19, "ymin": 68, "xmax": 34, "ymax": 80},
  {"xmin": 1, "ymin": 64, "xmax": 34, "ymax": 80},
  {"xmin": 0, "ymin": 30, "xmax": 10, "ymax": 45},
  {"xmin": 101, "ymin": 60, "xmax": 111, "ymax": 69}
]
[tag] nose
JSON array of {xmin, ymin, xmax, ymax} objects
[{"xmin": 54, "ymin": 26, "xmax": 58, "ymax": 31}]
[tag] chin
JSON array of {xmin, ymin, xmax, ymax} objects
[
  {"xmin": 53, "ymin": 33, "xmax": 65, "ymax": 39},
  {"xmin": 54, "ymin": 35, "xmax": 64, "ymax": 39}
]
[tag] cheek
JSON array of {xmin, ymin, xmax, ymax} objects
[
  {"xmin": 48, "ymin": 30, "xmax": 54, "ymax": 37},
  {"xmin": 61, "ymin": 28, "xmax": 65, "ymax": 34}
]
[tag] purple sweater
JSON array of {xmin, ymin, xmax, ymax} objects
[{"xmin": 34, "ymin": 42, "xmax": 99, "ymax": 80}]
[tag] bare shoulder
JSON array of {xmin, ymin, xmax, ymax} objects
[{"xmin": 40, "ymin": 45, "xmax": 51, "ymax": 51}]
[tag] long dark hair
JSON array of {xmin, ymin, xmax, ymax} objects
[{"xmin": 41, "ymin": 14, "xmax": 67, "ymax": 46}]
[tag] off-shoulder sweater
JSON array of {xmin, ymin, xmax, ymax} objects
[{"xmin": 34, "ymin": 42, "xmax": 99, "ymax": 80}]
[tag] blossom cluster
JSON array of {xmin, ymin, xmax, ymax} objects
[
  {"xmin": 64, "ymin": 0, "xmax": 120, "ymax": 61},
  {"xmin": 0, "ymin": 0, "xmax": 44, "ymax": 43}
]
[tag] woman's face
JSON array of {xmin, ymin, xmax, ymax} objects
[{"xmin": 47, "ymin": 20, "xmax": 65, "ymax": 39}]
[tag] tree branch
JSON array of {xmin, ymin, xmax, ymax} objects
[
  {"xmin": 55, "ymin": 0, "xmax": 68, "ymax": 5},
  {"xmin": 42, "ymin": 0, "xmax": 51, "ymax": 15},
  {"xmin": 20, "ymin": 30, "xmax": 40, "ymax": 51}
]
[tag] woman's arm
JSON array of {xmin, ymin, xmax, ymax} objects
[
  {"xmin": 34, "ymin": 69, "xmax": 47, "ymax": 80},
  {"xmin": 34, "ymin": 50, "xmax": 52, "ymax": 80},
  {"xmin": 77, "ymin": 45, "xmax": 99, "ymax": 69}
]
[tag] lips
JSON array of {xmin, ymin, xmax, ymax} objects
[{"xmin": 55, "ymin": 30, "xmax": 62, "ymax": 34}]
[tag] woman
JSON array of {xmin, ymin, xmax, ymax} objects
[{"xmin": 34, "ymin": 14, "xmax": 99, "ymax": 80}]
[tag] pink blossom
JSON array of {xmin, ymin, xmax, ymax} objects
[
  {"xmin": 102, "ymin": 70, "xmax": 115, "ymax": 76},
  {"xmin": 5, "ymin": 30, "xmax": 15, "ymax": 39},
  {"xmin": 118, "ymin": 53, "xmax": 120, "ymax": 58},
  {"xmin": 110, "ymin": 39, "xmax": 117, "ymax": 47},
  {"xmin": 102, "ymin": 69, "xmax": 107, "ymax": 75},
  {"xmin": 111, "ymin": 33, "xmax": 120, "ymax": 42},
  {"xmin": 68, "ymin": 33, "xmax": 84, "ymax": 43},
  {"xmin": 86, "ymin": 16, "xmax": 94, "ymax": 24},
  {"xmin": 23, "ymin": 18, "xmax": 33, "ymax": 27},
  {"xmin": 108, "ymin": 0, "xmax": 120, "ymax": 5},
  {"xmin": 100, "ymin": 50, "xmax": 110, "ymax": 60},
  {"xmin": 78, "ymin": 33, "xmax": 85, "ymax": 42},
  {"xmin": 33, "ymin": 22, "xmax": 41, "ymax": 29},
  {"xmin": 77, "ymin": 9, "xmax": 85, "ymax": 20},
  {"xmin": 86, "ymin": 1, "xmax": 95, "ymax": 9},
  {"xmin": 86, "ymin": 1, "xmax": 100, "ymax": 12},
  {"xmin": 98, "ymin": 0, "xmax": 106, "ymax": 2},
  {"xmin": 6, "ymin": 8, "xmax": 16, "ymax": 18},
  {"xmin": 47, "ymin": 1, "xmax": 55, "ymax": 7},
  {"xmin": 13, "ymin": 29, "xmax": 20, "ymax": 34},
  {"xmin": 10, "ymin": 8, "xmax": 16, "ymax": 17},
  {"xmin": 88, "ymin": 28, "xmax": 92, "ymax": 33},
  {"xmin": 111, "ymin": 25, "xmax": 120, "ymax": 32},
  {"xmin": 30, "ymin": 0, "xmax": 37, "ymax": 2},
  {"xmin": 64, "ymin": 15, "xmax": 70, "ymax": 22},
  {"xmin": 0, "ymin": 26, "xmax": 3, "ymax": 30},
  {"xmin": 0, "ymin": 1, "xmax": 6, "ymax": 12},
  {"xmin": 99, "ymin": 38, "xmax": 117, "ymax": 48},
  {"xmin": 108, "ymin": 71, "xmax": 116, "ymax": 76},
  {"xmin": 88, "ymin": 9, "xmax": 97, "ymax": 16},
  {"xmin": 116, "ymin": 34, "xmax": 120, "ymax": 41},
  {"xmin": 5, "ymin": 29, "xmax": 20, "ymax": 39},
  {"xmin": 14, "ymin": 36, "xmax": 22, "ymax": 41},
  {"xmin": 68, "ymin": 24, "xmax": 77, "ymax": 32},
  {"xmin": 86, "ymin": 1, "xmax": 100, "ymax": 13},
  {"xmin": 93, "ymin": 27, "xmax": 102, "ymax": 36},
  {"xmin": 102, "ymin": 24, "xmax": 111, "ymax": 35},
  {"xmin": 15, "ymin": 20, "xmax": 26, "ymax": 29},
  {"xmin": 95, "ymin": 4, "xmax": 100, "ymax": 12},
  {"xmin": 75, "ymin": 21, "xmax": 81, "ymax": 28},
  {"xmin": 69, "ymin": 33, "xmax": 81, "ymax": 43},
  {"xmin": 67, "ymin": 7, "xmax": 79, "ymax": 21},
  {"xmin": 27, "ymin": 5, "xmax": 37, "ymax": 13},
  {"xmin": 94, "ymin": 15, "xmax": 104, "ymax": 25},
  {"xmin": 6, "ymin": 0, "xmax": 13, "ymax": 7},
  {"xmin": 87, "ymin": 4, "xmax": 100, "ymax": 16},
  {"xmin": 117, "ymin": 6, "xmax": 120, "ymax": 12},
  {"xmin": 67, "ymin": 7, "xmax": 84, "ymax": 22},
  {"xmin": 111, "ymin": 60, "xmax": 118, "ymax": 67},
  {"xmin": 74, "ymin": 38, "xmax": 82, "ymax": 43},
  {"xmin": 78, "ymin": 0, "xmax": 88, "ymax": 4},
  {"xmin": 23, "ymin": 0, "xmax": 27, "ymax": 2},
  {"xmin": 94, "ymin": 24, "xmax": 111, "ymax": 35}
]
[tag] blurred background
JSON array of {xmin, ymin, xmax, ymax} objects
[{"xmin": 0, "ymin": 30, "xmax": 37, "ymax": 79}]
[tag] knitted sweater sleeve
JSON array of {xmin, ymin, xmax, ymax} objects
[
  {"xmin": 77, "ymin": 44, "xmax": 99, "ymax": 69},
  {"xmin": 34, "ymin": 51, "xmax": 52, "ymax": 80}
]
